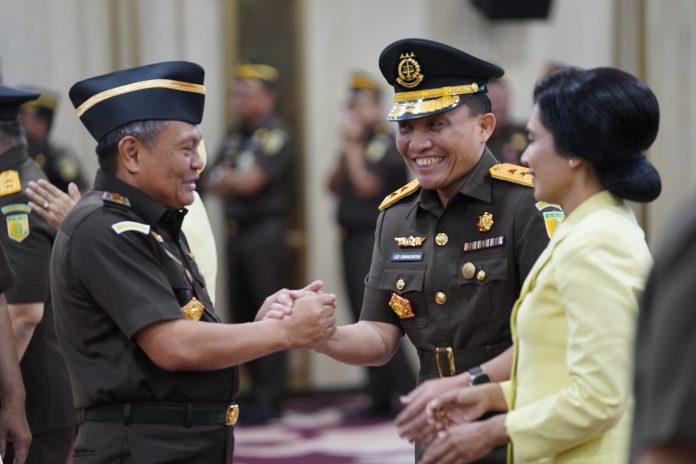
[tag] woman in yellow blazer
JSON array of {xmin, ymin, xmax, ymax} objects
[{"xmin": 418, "ymin": 67, "xmax": 662, "ymax": 463}]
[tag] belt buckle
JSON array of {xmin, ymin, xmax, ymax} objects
[
  {"xmin": 435, "ymin": 347, "xmax": 456, "ymax": 378},
  {"xmin": 225, "ymin": 404, "xmax": 239, "ymax": 426}
]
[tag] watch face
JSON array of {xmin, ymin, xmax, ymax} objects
[{"xmin": 471, "ymin": 372, "xmax": 491, "ymax": 385}]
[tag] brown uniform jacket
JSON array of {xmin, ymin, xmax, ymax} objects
[{"xmin": 360, "ymin": 149, "xmax": 551, "ymax": 381}]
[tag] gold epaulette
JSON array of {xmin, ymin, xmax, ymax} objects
[
  {"xmin": 378, "ymin": 179, "xmax": 421, "ymax": 211},
  {"xmin": 489, "ymin": 163, "xmax": 534, "ymax": 188}
]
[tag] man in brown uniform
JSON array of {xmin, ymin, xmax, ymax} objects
[
  {"xmin": 51, "ymin": 61, "xmax": 336, "ymax": 463},
  {"xmin": 0, "ymin": 85, "xmax": 77, "ymax": 464},
  {"xmin": 314, "ymin": 39, "xmax": 552, "ymax": 462}
]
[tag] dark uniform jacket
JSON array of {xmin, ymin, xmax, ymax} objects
[
  {"xmin": 0, "ymin": 242, "xmax": 15, "ymax": 293},
  {"xmin": 360, "ymin": 149, "xmax": 550, "ymax": 381},
  {"xmin": 0, "ymin": 144, "xmax": 77, "ymax": 434},
  {"xmin": 336, "ymin": 130, "xmax": 408, "ymax": 232},
  {"xmin": 213, "ymin": 113, "xmax": 294, "ymax": 228},
  {"xmin": 51, "ymin": 169, "xmax": 238, "ymax": 408}
]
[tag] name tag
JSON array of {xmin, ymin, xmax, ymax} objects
[{"xmin": 391, "ymin": 252, "xmax": 424, "ymax": 262}]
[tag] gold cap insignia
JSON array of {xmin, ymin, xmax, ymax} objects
[
  {"xmin": 396, "ymin": 52, "xmax": 424, "ymax": 89},
  {"xmin": 477, "ymin": 212, "xmax": 494, "ymax": 233},
  {"xmin": 395, "ymin": 236, "xmax": 426, "ymax": 247},
  {"xmin": 181, "ymin": 296, "xmax": 205, "ymax": 321},
  {"xmin": 388, "ymin": 292, "xmax": 415, "ymax": 319}
]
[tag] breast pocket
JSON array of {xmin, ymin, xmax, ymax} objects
[
  {"xmin": 379, "ymin": 266, "xmax": 429, "ymax": 328},
  {"xmin": 458, "ymin": 254, "xmax": 512, "ymax": 320}
]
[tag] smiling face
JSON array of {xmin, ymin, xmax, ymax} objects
[
  {"xmin": 395, "ymin": 103, "xmax": 493, "ymax": 205},
  {"xmin": 136, "ymin": 121, "xmax": 204, "ymax": 209},
  {"xmin": 521, "ymin": 104, "xmax": 574, "ymax": 204}
]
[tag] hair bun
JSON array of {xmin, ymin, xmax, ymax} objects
[{"xmin": 599, "ymin": 155, "xmax": 661, "ymax": 202}]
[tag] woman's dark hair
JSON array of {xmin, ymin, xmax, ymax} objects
[{"xmin": 533, "ymin": 67, "xmax": 661, "ymax": 202}]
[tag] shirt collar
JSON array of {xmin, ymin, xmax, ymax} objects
[
  {"xmin": 414, "ymin": 148, "xmax": 497, "ymax": 215},
  {"xmin": 0, "ymin": 144, "xmax": 29, "ymax": 170},
  {"xmin": 93, "ymin": 169, "xmax": 188, "ymax": 229},
  {"xmin": 551, "ymin": 190, "xmax": 622, "ymax": 243}
]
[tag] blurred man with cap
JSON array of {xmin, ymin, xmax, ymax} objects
[
  {"xmin": 327, "ymin": 72, "xmax": 414, "ymax": 417},
  {"xmin": 313, "ymin": 38, "xmax": 552, "ymax": 462},
  {"xmin": 51, "ymin": 61, "xmax": 336, "ymax": 463},
  {"xmin": 0, "ymin": 85, "xmax": 78, "ymax": 464},
  {"xmin": 203, "ymin": 61, "xmax": 295, "ymax": 424},
  {"xmin": 18, "ymin": 89, "xmax": 88, "ymax": 193}
]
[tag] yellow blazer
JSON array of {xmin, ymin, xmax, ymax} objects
[{"xmin": 499, "ymin": 191, "xmax": 652, "ymax": 463}]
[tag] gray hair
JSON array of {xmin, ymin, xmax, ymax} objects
[{"xmin": 95, "ymin": 120, "xmax": 170, "ymax": 173}]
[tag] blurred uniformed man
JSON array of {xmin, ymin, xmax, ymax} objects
[
  {"xmin": 328, "ymin": 72, "xmax": 414, "ymax": 417},
  {"xmin": 314, "ymin": 39, "xmax": 553, "ymax": 462},
  {"xmin": 203, "ymin": 61, "xmax": 294, "ymax": 424},
  {"xmin": 51, "ymin": 61, "xmax": 336, "ymax": 463},
  {"xmin": 486, "ymin": 79, "xmax": 528, "ymax": 165},
  {"xmin": 18, "ymin": 89, "xmax": 88, "ymax": 192},
  {"xmin": 0, "ymin": 85, "xmax": 77, "ymax": 464},
  {"xmin": 0, "ymin": 241, "xmax": 32, "ymax": 464}
]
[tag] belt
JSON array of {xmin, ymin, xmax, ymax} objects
[
  {"xmin": 81, "ymin": 402, "xmax": 239, "ymax": 427},
  {"xmin": 418, "ymin": 342, "xmax": 510, "ymax": 378}
]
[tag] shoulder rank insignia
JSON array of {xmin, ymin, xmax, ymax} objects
[
  {"xmin": 489, "ymin": 163, "xmax": 534, "ymax": 188},
  {"xmin": 0, "ymin": 170, "xmax": 21, "ymax": 197},
  {"xmin": 102, "ymin": 191, "xmax": 131, "ymax": 207},
  {"xmin": 378, "ymin": 179, "xmax": 421, "ymax": 211},
  {"xmin": 111, "ymin": 221, "xmax": 151, "ymax": 235}
]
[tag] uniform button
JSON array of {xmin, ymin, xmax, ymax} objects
[
  {"xmin": 435, "ymin": 233, "xmax": 448, "ymax": 246},
  {"xmin": 396, "ymin": 278, "xmax": 405, "ymax": 290},
  {"xmin": 476, "ymin": 269, "xmax": 486, "ymax": 281},
  {"xmin": 435, "ymin": 292, "xmax": 447, "ymax": 305},
  {"xmin": 461, "ymin": 262, "xmax": 476, "ymax": 280}
]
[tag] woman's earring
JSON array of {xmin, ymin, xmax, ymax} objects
[{"xmin": 568, "ymin": 159, "xmax": 575, "ymax": 167}]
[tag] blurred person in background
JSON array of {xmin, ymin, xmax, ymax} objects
[
  {"xmin": 485, "ymin": 78, "xmax": 528, "ymax": 165},
  {"xmin": 327, "ymin": 72, "xmax": 414, "ymax": 418},
  {"xmin": 18, "ymin": 89, "xmax": 88, "ymax": 192},
  {"xmin": 203, "ymin": 61, "xmax": 295, "ymax": 425}
]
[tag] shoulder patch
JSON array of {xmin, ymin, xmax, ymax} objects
[
  {"xmin": 489, "ymin": 163, "xmax": 534, "ymax": 188},
  {"xmin": 111, "ymin": 221, "xmax": 151, "ymax": 235},
  {"xmin": 102, "ymin": 192, "xmax": 131, "ymax": 207},
  {"xmin": 365, "ymin": 136, "xmax": 389, "ymax": 163},
  {"xmin": 0, "ymin": 170, "xmax": 21, "ymax": 197},
  {"xmin": 378, "ymin": 179, "xmax": 421, "ymax": 211}
]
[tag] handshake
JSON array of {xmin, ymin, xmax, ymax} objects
[{"xmin": 255, "ymin": 280, "xmax": 337, "ymax": 349}]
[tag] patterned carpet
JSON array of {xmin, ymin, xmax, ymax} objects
[{"xmin": 233, "ymin": 393, "xmax": 414, "ymax": 464}]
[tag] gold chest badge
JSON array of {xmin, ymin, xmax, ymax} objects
[
  {"xmin": 388, "ymin": 292, "xmax": 415, "ymax": 319},
  {"xmin": 396, "ymin": 52, "xmax": 424, "ymax": 89},
  {"xmin": 477, "ymin": 212, "xmax": 494, "ymax": 233},
  {"xmin": 181, "ymin": 297, "xmax": 205, "ymax": 321}
]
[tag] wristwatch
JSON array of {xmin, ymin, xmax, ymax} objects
[{"xmin": 468, "ymin": 366, "xmax": 491, "ymax": 386}]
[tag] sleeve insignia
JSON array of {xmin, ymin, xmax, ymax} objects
[
  {"xmin": 365, "ymin": 136, "xmax": 388, "ymax": 163},
  {"xmin": 535, "ymin": 202, "xmax": 565, "ymax": 239},
  {"xmin": 378, "ymin": 179, "xmax": 421, "ymax": 211},
  {"xmin": 489, "ymin": 163, "xmax": 534, "ymax": 187},
  {"xmin": 102, "ymin": 191, "xmax": 131, "ymax": 207},
  {"xmin": 5, "ymin": 213, "xmax": 29, "ymax": 242},
  {"xmin": 111, "ymin": 221, "xmax": 151, "ymax": 235},
  {"xmin": 181, "ymin": 296, "xmax": 205, "ymax": 321},
  {"xmin": 0, "ymin": 170, "xmax": 21, "ymax": 197},
  {"xmin": 259, "ymin": 128, "xmax": 287, "ymax": 156}
]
